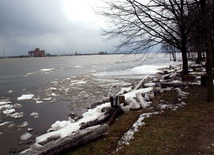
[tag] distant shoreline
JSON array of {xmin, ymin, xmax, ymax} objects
[{"xmin": 0, "ymin": 52, "xmax": 128, "ymax": 59}]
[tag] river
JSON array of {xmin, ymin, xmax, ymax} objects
[{"xmin": 0, "ymin": 54, "xmax": 176, "ymax": 154}]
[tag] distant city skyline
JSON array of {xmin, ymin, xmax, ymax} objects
[{"xmin": 0, "ymin": 0, "xmax": 117, "ymax": 56}]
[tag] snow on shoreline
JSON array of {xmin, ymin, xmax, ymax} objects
[
  {"xmin": 21, "ymin": 102, "xmax": 112, "ymax": 153},
  {"xmin": 115, "ymin": 87, "xmax": 189, "ymax": 152}
]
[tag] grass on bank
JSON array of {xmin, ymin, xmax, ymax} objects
[{"xmin": 68, "ymin": 85, "xmax": 214, "ymax": 155}]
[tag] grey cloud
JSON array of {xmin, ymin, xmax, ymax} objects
[{"xmin": 0, "ymin": 0, "xmax": 113, "ymax": 56}]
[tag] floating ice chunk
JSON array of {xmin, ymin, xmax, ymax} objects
[
  {"xmin": 17, "ymin": 94, "xmax": 34, "ymax": 100},
  {"xmin": 10, "ymin": 112, "xmax": 24, "ymax": 118},
  {"xmin": 8, "ymin": 90, "xmax": 13, "ymax": 94},
  {"xmin": 30, "ymin": 112, "xmax": 39, "ymax": 118},
  {"xmin": 0, "ymin": 104, "xmax": 13, "ymax": 110},
  {"xmin": 0, "ymin": 101, "xmax": 11, "ymax": 106},
  {"xmin": 8, "ymin": 123, "xmax": 15, "ymax": 128},
  {"xmin": 36, "ymin": 100, "xmax": 43, "ymax": 104},
  {"xmin": 3, "ymin": 109, "xmax": 15, "ymax": 115},
  {"xmin": 21, "ymin": 132, "xmax": 32, "ymax": 141},
  {"xmin": 34, "ymin": 98, "xmax": 43, "ymax": 104},
  {"xmin": 49, "ymin": 87, "xmax": 57, "ymax": 91},
  {"xmin": 0, "ymin": 121, "xmax": 12, "ymax": 127},
  {"xmin": 18, "ymin": 121, "xmax": 28, "ymax": 128},
  {"xmin": 28, "ymin": 128, "xmax": 34, "ymax": 132},
  {"xmin": 40, "ymin": 68, "xmax": 54, "ymax": 72},
  {"xmin": 13, "ymin": 103, "xmax": 22, "ymax": 108},
  {"xmin": 51, "ymin": 93, "xmax": 59, "ymax": 97},
  {"xmin": 70, "ymin": 80, "xmax": 86, "ymax": 85},
  {"xmin": 43, "ymin": 97, "xmax": 52, "ymax": 101},
  {"xmin": 75, "ymin": 66, "xmax": 83, "ymax": 68}
]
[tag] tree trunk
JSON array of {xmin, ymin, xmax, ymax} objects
[
  {"xmin": 196, "ymin": 50, "xmax": 202, "ymax": 64},
  {"xmin": 200, "ymin": 0, "xmax": 214, "ymax": 101},
  {"xmin": 181, "ymin": 46, "xmax": 188, "ymax": 75}
]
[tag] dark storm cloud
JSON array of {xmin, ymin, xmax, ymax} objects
[{"xmin": 0, "ymin": 0, "xmax": 114, "ymax": 56}]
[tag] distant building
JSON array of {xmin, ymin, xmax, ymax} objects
[{"xmin": 28, "ymin": 48, "xmax": 45, "ymax": 57}]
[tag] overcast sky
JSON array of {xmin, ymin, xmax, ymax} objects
[{"xmin": 0, "ymin": 0, "xmax": 117, "ymax": 56}]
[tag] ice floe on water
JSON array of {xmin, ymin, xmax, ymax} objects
[
  {"xmin": 8, "ymin": 90, "xmax": 13, "ymax": 94},
  {"xmin": 0, "ymin": 100, "xmax": 11, "ymax": 106},
  {"xmin": 17, "ymin": 121, "xmax": 29, "ymax": 128},
  {"xmin": 21, "ymin": 132, "xmax": 32, "ymax": 141},
  {"xmin": 0, "ymin": 121, "xmax": 12, "ymax": 127},
  {"xmin": 40, "ymin": 68, "xmax": 54, "ymax": 72},
  {"xmin": 10, "ymin": 112, "xmax": 24, "ymax": 119},
  {"xmin": 17, "ymin": 94, "xmax": 34, "ymax": 100},
  {"xmin": 0, "ymin": 104, "xmax": 13, "ymax": 110},
  {"xmin": 13, "ymin": 103, "xmax": 23, "ymax": 108},
  {"xmin": 30, "ymin": 112, "xmax": 39, "ymax": 118},
  {"xmin": 25, "ymin": 68, "xmax": 55, "ymax": 77},
  {"xmin": 34, "ymin": 98, "xmax": 43, "ymax": 104},
  {"xmin": 3, "ymin": 109, "xmax": 16, "ymax": 115}
]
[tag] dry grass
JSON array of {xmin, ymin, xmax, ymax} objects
[{"xmin": 67, "ymin": 86, "xmax": 214, "ymax": 155}]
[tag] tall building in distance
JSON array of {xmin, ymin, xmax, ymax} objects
[{"xmin": 28, "ymin": 48, "xmax": 45, "ymax": 57}]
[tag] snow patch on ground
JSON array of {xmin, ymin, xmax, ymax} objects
[
  {"xmin": 116, "ymin": 112, "xmax": 160, "ymax": 151},
  {"xmin": 28, "ymin": 102, "xmax": 111, "ymax": 147}
]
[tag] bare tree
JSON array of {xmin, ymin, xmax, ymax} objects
[{"xmin": 98, "ymin": 0, "xmax": 198, "ymax": 75}]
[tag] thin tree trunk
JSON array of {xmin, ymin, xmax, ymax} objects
[{"xmin": 181, "ymin": 44, "xmax": 188, "ymax": 75}]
